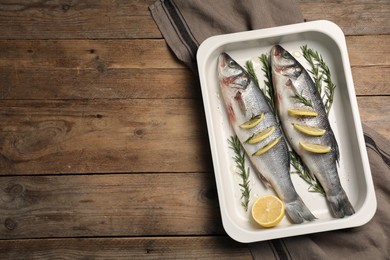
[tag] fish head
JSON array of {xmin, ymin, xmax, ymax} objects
[
  {"xmin": 218, "ymin": 52, "xmax": 250, "ymax": 124},
  {"xmin": 218, "ymin": 52, "xmax": 249, "ymax": 91},
  {"xmin": 271, "ymin": 45, "xmax": 302, "ymax": 79}
]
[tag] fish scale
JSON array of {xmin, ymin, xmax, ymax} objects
[
  {"xmin": 218, "ymin": 52, "xmax": 316, "ymax": 224},
  {"xmin": 271, "ymin": 45, "xmax": 354, "ymax": 218}
]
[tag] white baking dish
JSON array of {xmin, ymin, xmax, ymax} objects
[{"xmin": 197, "ymin": 20, "xmax": 376, "ymax": 243}]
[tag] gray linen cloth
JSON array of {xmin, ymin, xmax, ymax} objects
[
  {"xmin": 149, "ymin": 0, "xmax": 303, "ymax": 72},
  {"xmin": 149, "ymin": 1, "xmax": 389, "ymax": 259}
]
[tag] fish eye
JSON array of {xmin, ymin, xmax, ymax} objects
[
  {"xmin": 228, "ymin": 60, "xmax": 235, "ymax": 67},
  {"xmin": 282, "ymin": 51, "xmax": 290, "ymax": 59}
]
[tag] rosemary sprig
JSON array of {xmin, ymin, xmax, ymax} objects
[
  {"xmin": 301, "ymin": 45, "xmax": 337, "ymax": 114},
  {"xmin": 228, "ymin": 135, "xmax": 251, "ymax": 211},
  {"xmin": 292, "ymin": 91, "xmax": 313, "ymax": 108},
  {"xmin": 250, "ymin": 53, "xmax": 323, "ymax": 195},
  {"xmin": 245, "ymin": 60, "xmax": 259, "ymax": 86},
  {"xmin": 259, "ymin": 54, "xmax": 273, "ymax": 91},
  {"xmin": 301, "ymin": 45, "xmax": 323, "ymax": 95},
  {"xmin": 245, "ymin": 57, "xmax": 275, "ymax": 114},
  {"xmin": 259, "ymin": 54, "xmax": 275, "ymax": 114},
  {"xmin": 237, "ymin": 47, "xmax": 331, "ymax": 199},
  {"xmin": 289, "ymin": 151, "xmax": 325, "ymax": 194},
  {"xmin": 322, "ymin": 65, "xmax": 336, "ymax": 113}
]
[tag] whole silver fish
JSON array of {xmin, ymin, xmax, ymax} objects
[
  {"xmin": 270, "ymin": 45, "xmax": 354, "ymax": 218},
  {"xmin": 218, "ymin": 52, "xmax": 315, "ymax": 224}
]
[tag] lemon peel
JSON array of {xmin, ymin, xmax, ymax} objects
[
  {"xmin": 240, "ymin": 113, "xmax": 264, "ymax": 129},
  {"xmin": 293, "ymin": 123, "xmax": 326, "ymax": 136},
  {"xmin": 300, "ymin": 141, "xmax": 331, "ymax": 153},
  {"xmin": 252, "ymin": 195, "xmax": 285, "ymax": 228},
  {"xmin": 288, "ymin": 108, "xmax": 318, "ymax": 117},
  {"xmin": 247, "ymin": 126, "xmax": 276, "ymax": 144},
  {"xmin": 252, "ymin": 137, "xmax": 281, "ymax": 156}
]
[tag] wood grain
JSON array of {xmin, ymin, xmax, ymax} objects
[
  {"xmin": 0, "ymin": 0, "xmax": 160, "ymax": 39},
  {"xmin": 0, "ymin": 36, "xmax": 388, "ymax": 69},
  {"xmin": 353, "ymin": 66, "xmax": 390, "ymax": 96},
  {"xmin": 0, "ymin": 65, "xmax": 387, "ymax": 100},
  {"xmin": 0, "ymin": 0, "xmax": 388, "ymax": 39},
  {"xmin": 0, "ymin": 237, "xmax": 252, "ymax": 259},
  {"xmin": 1, "ymin": 97, "xmax": 388, "ymax": 175},
  {"xmin": 357, "ymin": 96, "xmax": 390, "ymax": 138},
  {"xmin": 0, "ymin": 0, "xmax": 389, "ymax": 257},
  {"xmin": 0, "ymin": 99, "xmax": 212, "ymax": 175},
  {"xmin": 300, "ymin": 0, "xmax": 390, "ymax": 35},
  {"xmin": 0, "ymin": 40, "xmax": 184, "ymax": 69},
  {"xmin": 0, "ymin": 68, "xmax": 200, "ymax": 100},
  {"xmin": 346, "ymin": 36, "xmax": 390, "ymax": 66},
  {"xmin": 0, "ymin": 36, "xmax": 388, "ymax": 100},
  {"xmin": 0, "ymin": 173, "xmax": 222, "ymax": 238}
]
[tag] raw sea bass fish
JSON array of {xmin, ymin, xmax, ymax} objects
[
  {"xmin": 218, "ymin": 52, "xmax": 315, "ymax": 224},
  {"xmin": 271, "ymin": 45, "xmax": 355, "ymax": 218}
]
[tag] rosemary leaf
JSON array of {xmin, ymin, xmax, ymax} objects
[
  {"xmin": 245, "ymin": 60, "xmax": 259, "ymax": 86},
  {"xmin": 228, "ymin": 135, "xmax": 251, "ymax": 211},
  {"xmin": 238, "ymin": 48, "xmax": 331, "ymax": 199},
  {"xmin": 292, "ymin": 91, "xmax": 313, "ymax": 108},
  {"xmin": 301, "ymin": 45, "xmax": 337, "ymax": 114},
  {"xmin": 257, "ymin": 51, "xmax": 324, "ymax": 195},
  {"xmin": 289, "ymin": 151, "xmax": 324, "ymax": 195},
  {"xmin": 259, "ymin": 54, "xmax": 275, "ymax": 114}
]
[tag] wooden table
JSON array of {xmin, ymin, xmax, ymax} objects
[{"xmin": 0, "ymin": 1, "xmax": 389, "ymax": 258}]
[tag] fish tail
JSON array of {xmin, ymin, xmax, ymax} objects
[
  {"xmin": 284, "ymin": 197, "xmax": 317, "ymax": 224},
  {"xmin": 327, "ymin": 189, "xmax": 355, "ymax": 218}
]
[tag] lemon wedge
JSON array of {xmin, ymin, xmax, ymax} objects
[
  {"xmin": 288, "ymin": 108, "xmax": 318, "ymax": 117},
  {"xmin": 240, "ymin": 113, "xmax": 264, "ymax": 129},
  {"xmin": 252, "ymin": 195, "xmax": 285, "ymax": 228},
  {"xmin": 252, "ymin": 137, "xmax": 281, "ymax": 156},
  {"xmin": 247, "ymin": 126, "xmax": 276, "ymax": 144},
  {"xmin": 293, "ymin": 123, "xmax": 326, "ymax": 136},
  {"xmin": 300, "ymin": 141, "xmax": 331, "ymax": 153}
]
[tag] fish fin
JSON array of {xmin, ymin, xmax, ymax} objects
[
  {"xmin": 284, "ymin": 197, "xmax": 317, "ymax": 224},
  {"xmin": 281, "ymin": 66, "xmax": 302, "ymax": 79},
  {"xmin": 234, "ymin": 91, "xmax": 246, "ymax": 114},
  {"xmin": 226, "ymin": 103, "xmax": 236, "ymax": 124},
  {"xmin": 333, "ymin": 137, "xmax": 340, "ymax": 164},
  {"xmin": 326, "ymin": 189, "xmax": 355, "ymax": 218},
  {"xmin": 285, "ymin": 79, "xmax": 298, "ymax": 93},
  {"xmin": 255, "ymin": 172, "xmax": 272, "ymax": 189}
]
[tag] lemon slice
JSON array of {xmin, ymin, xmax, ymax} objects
[
  {"xmin": 300, "ymin": 141, "xmax": 331, "ymax": 153},
  {"xmin": 293, "ymin": 123, "xmax": 326, "ymax": 136},
  {"xmin": 288, "ymin": 108, "xmax": 318, "ymax": 117},
  {"xmin": 240, "ymin": 113, "xmax": 264, "ymax": 129},
  {"xmin": 252, "ymin": 137, "xmax": 281, "ymax": 156},
  {"xmin": 247, "ymin": 126, "xmax": 276, "ymax": 144},
  {"xmin": 252, "ymin": 195, "xmax": 285, "ymax": 228}
]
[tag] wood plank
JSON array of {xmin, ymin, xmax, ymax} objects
[
  {"xmin": 0, "ymin": 237, "xmax": 253, "ymax": 259},
  {"xmin": 0, "ymin": 97, "xmax": 388, "ymax": 175},
  {"xmin": 0, "ymin": 0, "xmax": 160, "ymax": 39},
  {"xmin": 0, "ymin": 65, "xmax": 387, "ymax": 100},
  {"xmin": 300, "ymin": 0, "xmax": 390, "ymax": 35},
  {"xmin": 357, "ymin": 96, "xmax": 390, "ymax": 138},
  {"xmin": 0, "ymin": 68, "xmax": 200, "ymax": 100},
  {"xmin": 0, "ymin": 39, "xmax": 185, "ymax": 69},
  {"xmin": 0, "ymin": 36, "xmax": 388, "ymax": 70},
  {"xmin": 0, "ymin": 173, "xmax": 223, "ymax": 239},
  {"xmin": 353, "ymin": 66, "xmax": 390, "ymax": 96},
  {"xmin": 0, "ymin": 1, "xmax": 387, "ymax": 258},
  {"xmin": 0, "ymin": 0, "xmax": 388, "ymax": 39},
  {"xmin": 0, "ymin": 99, "xmax": 212, "ymax": 175},
  {"xmin": 346, "ymin": 36, "xmax": 390, "ymax": 66},
  {"xmin": 0, "ymin": 36, "xmax": 388, "ymax": 100}
]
